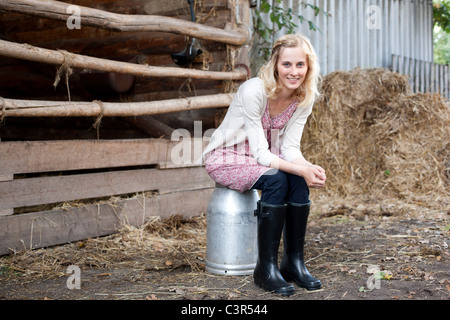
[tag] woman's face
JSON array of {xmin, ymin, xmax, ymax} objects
[{"xmin": 276, "ymin": 45, "xmax": 309, "ymax": 94}]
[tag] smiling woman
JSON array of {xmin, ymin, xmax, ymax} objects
[
  {"xmin": 268, "ymin": 46, "xmax": 308, "ymax": 117},
  {"xmin": 202, "ymin": 34, "xmax": 326, "ymax": 296}
]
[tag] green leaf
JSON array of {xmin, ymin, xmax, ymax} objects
[
  {"xmin": 261, "ymin": 29, "xmax": 272, "ymax": 42},
  {"xmin": 270, "ymin": 12, "xmax": 278, "ymax": 23},
  {"xmin": 260, "ymin": 2, "xmax": 271, "ymax": 14},
  {"xmin": 308, "ymin": 21, "xmax": 317, "ymax": 31}
]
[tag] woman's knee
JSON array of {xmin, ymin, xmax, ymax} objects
[
  {"xmin": 258, "ymin": 170, "xmax": 289, "ymax": 204},
  {"xmin": 265, "ymin": 170, "xmax": 289, "ymax": 190},
  {"xmin": 286, "ymin": 173, "xmax": 310, "ymax": 204}
]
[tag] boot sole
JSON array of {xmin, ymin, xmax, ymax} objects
[
  {"xmin": 281, "ymin": 273, "xmax": 322, "ymax": 291},
  {"xmin": 254, "ymin": 279, "xmax": 295, "ymax": 296},
  {"xmin": 296, "ymin": 282, "xmax": 322, "ymax": 291}
]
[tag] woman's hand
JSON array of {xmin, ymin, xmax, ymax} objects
[
  {"xmin": 300, "ymin": 165, "xmax": 326, "ymax": 189},
  {"xmin": 270, "ymin": 157, "xmax": 326, "ymax": 189}
]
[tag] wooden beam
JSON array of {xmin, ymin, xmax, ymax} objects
[
  {"xmin": 0, "ymin": 188, "xmax": 214, "ymax": 255},
  {"xmin": 0, "ymin": 139, "xmax": 173, "ymax": 174},
  {"xmin": 0, "ymin": 173, "xmax": 13, "ymax": 216},
  {"xmin": 0, "ymin": 0, "xmax": 249, "ymax": 46},
  {"xmin": 0, "ymin": 39, "xmax": 247, "ymax": 81},
  {"xmin": 123, "ymin": 116, "xmax": 175, "ymax": 138},
  {"xmin": 1, "ymin": 93, "xmax": 233, "ymax": 117},
  {"xmin": 0, "ymin": 167, "xmax": 214, "ymax": 210},
  {"xmin": 0, "ymin": 138, "xmax": 207, "ymax": 175}
]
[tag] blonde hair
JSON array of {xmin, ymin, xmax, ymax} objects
[{"xmin": 258, "ymin": 34, "xmax": 321, "ymax": 108}]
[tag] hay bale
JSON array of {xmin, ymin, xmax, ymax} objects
[
  {"xmin": 303, "ymin": 68, "xmax": 449, "ymax": 206},
  {"xmin": 373, "ymin": 93, "xmax": 449, "ymax": 200}
]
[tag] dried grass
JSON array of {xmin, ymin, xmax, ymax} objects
[
  {"xmin": 0, "ymin": 214, "xmax": 207, "ymax": 280},
  {"xmin": 303, "ymin": 68, "xmax": 449, "ymax": 209}
]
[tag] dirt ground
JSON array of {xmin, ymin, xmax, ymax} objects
[{"xmin": 0, "ymin": 197, "xmax": 448, "ymax": 303}]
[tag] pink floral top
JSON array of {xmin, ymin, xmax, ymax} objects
[{"xmin": 205, "ymin": 100, "xmax": 298, "ymax": 192}]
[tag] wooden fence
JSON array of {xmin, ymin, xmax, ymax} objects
[
  {"xmin": 0, "ymin": 138, "xmax": 214, "ymax": 255},
  {"xmin": 0, "ymin": 0, "xmax": 251, "ymax": 255},
  {"xmin": 392, "ymin": 54, "xmax": 449, "ymax": 99}
]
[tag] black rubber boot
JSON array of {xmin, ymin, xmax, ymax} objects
[
  {"xmin": 280, "ymin": 202, "xmax": 322, "ymax": 291},
  {"xmin": 253, "ymin": 201, "xmax": 295, "ymax": 296}
]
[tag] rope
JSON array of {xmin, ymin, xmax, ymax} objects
[
  {"xmin": 92, "ymin": 100, "xmax": 105, "ymax": 139},
  {"xmin": 0, "ymin": 96, "xmax": 6, "ymax": 125},
  {"xmin": 53, "ymin": 50, "xmax": 74, "ymax": 101}
]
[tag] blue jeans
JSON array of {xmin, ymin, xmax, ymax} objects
[{"xmin": 252, "ymin": 169, "xmax": 310, "ymax": 206}]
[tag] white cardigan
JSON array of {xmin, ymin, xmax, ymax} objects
[{"xmin": 202, "ymin": 77, "xmax": 313, "ymax": 167}]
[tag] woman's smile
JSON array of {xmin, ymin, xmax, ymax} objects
[{"xmin": 276, "ymin": 46, "xmax": 308, "ymax": 93}]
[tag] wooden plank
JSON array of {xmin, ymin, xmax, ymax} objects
[
  {"xmin": 397, "ymin": 55, "xmax": 402, "ymax": 74},
  {"xmin": 392, "ymin": 54, "xmax": 398, "ymax": 73},
  {"xmin": 0, "ymin": 139, "xmax": 173, "ymax": 174},
  {"xmin": 434, "ymin": 64, "xmax": 438, "ymax": 94},
  {"xmin": 420, "ymin": 60, "xmax": 425, "ymax": 93},
  {"xmin": 0, "ymin": 138, "xmax": 209, "ymax": 175},
  {"xmin": 426, "ymin": 61, "xmax": 431, "ymax": 93},
  {"xmin": 445, "ymin": 65, "xmax": 449, "ymax": 99},
  {"xmin": 0, "ymin": 167, "xmax": 214, "ymax": 210},
  {"xmin": 431, "ymin": 61, "xmax": 436, "ymax": 93},
  {"xmin": 0, "ymin": 209, "xmax": 13, "ymax": 216},
  {"xmin": 406, "ymin": 57, "xmax": 413, "ymax": 92},
  {"xmin": 0, "ymin": 188, "xmax": 214, "ymax": 255},
  {"xmin": 0, "ymin": 173, "xmax": 13, "ymax": 216},
  {"xmin": 414, "ymin": 58, "xmax": 420, "ymax": 93}
]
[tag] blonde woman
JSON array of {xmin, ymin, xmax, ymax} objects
[{"xmin": 203, "ymin": 34, "xmax": 326, "ymax": 296}]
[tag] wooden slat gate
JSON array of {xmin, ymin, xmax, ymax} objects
[
  {"xmin": 392, "ymin": 54, "xmax": 450, "ymax": 99},
  {"xmin": 0, "ymin": 0, "xmax": 251, "ymax": 255},
  {"xmin": 0, "ymin": 139, "xmax": 214, "ymax": 255}
]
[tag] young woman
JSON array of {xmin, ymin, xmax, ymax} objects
[{"xmin": 203, "ymin": 34, "xmax": 326, "ymax": 296}]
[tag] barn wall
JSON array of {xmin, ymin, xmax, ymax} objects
[
  {"xmin": 255, "ymin": 0, "xmax": 434, "ymax": 75},
  {"xmin": 0, "ymin": 0, "xmax": 250, "ymax": 254},
  {"xmin": 0, "ymin": 0, "xmax": 243, "ymax": 139}
]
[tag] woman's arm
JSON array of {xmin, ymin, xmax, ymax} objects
[{"xmin": 270, "ymin": 156, "xmax": 326, "ymax": 189}]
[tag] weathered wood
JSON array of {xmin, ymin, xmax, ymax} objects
[
  {"xmin": 228, "ymin": 0, "xmax": 251, "ymax": 77},
  {"xmin": 123, "ymin": 116, "xmax": 175, "ymax": 138},
  {"xmin": 0, "ymin": 39, "xmax": 247, "ymax": 81},
  {"xmin": 0, "ymin": 138, "xmax": 208, "ymax": 174},
  {"xmin": 0, "ymin": 209, "xmax": 13, "ymax": 216},
  {"xmin": 0, "ymin": 139, "xmax": 173, "ymax": 174},
  {"xmin": 1, "ymin": 93, "xmax": 233, "ymax": 117},
  {"xmin": 0, "ymin": 0, "xmax": 249, "ymax": 45},
  {"xmin": 0, "ymin": 188, "xmax": 214, "ymax": 255},
  {"xmin": 0, "ymin": 173, "xmax": 13, "ymax": 216},
  {"xmin": 0, "ymin": 173, "xmax": 13, "ymax": 181},
  {"xmin": 391, "ymin": 54, "xmax": 449, "ymax": 98},
  {"xmin": 0, "ymin": 167, "xmax": 213, "ymax": 210}
]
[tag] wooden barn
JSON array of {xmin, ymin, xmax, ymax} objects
[
  {"xmin": 0, "ymin": 0, "xmax": 251, "ymax": 255},
  {"xmin": 1, "ymin": 0, "xmax": 447, "ymax": 256}
]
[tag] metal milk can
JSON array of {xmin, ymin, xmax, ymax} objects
[{"xmin": 205, "ymin": 183, "xmax": 260, "ymax": 276}]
